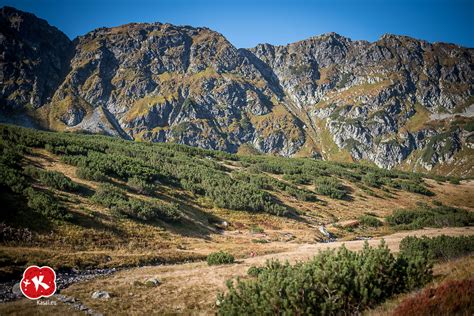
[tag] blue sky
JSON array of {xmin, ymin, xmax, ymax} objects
[{"xmin": 2, "ymin": 0, "xmax": 473, "ymax": 48}]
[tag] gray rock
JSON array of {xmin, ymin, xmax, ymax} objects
[
  {"xmin": 11, "ymin": 283, "xmax": 21, "ymax": 296},
  {"xmin": 144, "ymin": 278, "xmax": 161, "ymax": 287},
  {"xmin": 91, "ymin": 291, "xmax": 111, "ymax": 299}
]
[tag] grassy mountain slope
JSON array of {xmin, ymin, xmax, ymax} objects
[{"xmin": 1, "ymin": 124, "xmax": 473, "ymax": 280}]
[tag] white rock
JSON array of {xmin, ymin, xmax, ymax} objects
[{"xmin": 91, "ymin": 291, "xmax": 111, "ymax": 299}]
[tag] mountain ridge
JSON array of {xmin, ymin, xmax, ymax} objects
[{"xmin": 1, "ymin": 6, "xmax": 473, "ymax": 176}]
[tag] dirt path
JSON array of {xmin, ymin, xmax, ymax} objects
[{"xmin": 58, "ymin": 226, "xmax": 474, "ymax": 315}]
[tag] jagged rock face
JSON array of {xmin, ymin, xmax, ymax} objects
[
  {"xmin": 48, "ymin": 21, "xmax": 303, "ymax": 155},
  {"xmin": 0, "ymin": 7, "xmax": 72, "ymax": 109},
  {"xmin": 252, "ymin": 33, "xmax": 474, "ymax": 173},
  {"xmin": 0, "ymin": 7, "xmax": 473, "ymax": 175}
]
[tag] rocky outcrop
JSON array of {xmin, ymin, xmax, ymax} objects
[
  {"xmin": 0, "ymin": 6, "xmax": 73, "ymax": 110},
  {"xmin": 44, "ymin": 19, "xmax": 303, "ymax": 155},
  {"xmin": 0, "ymin": 7, "xmax": 473, "ymax": 174},
  {"xmin": 251, "ymin": 32, "xmax": 473, "ymax": 171}
]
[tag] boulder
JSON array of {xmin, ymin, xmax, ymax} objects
[
  {"xmin": 91, "ymin": 291, "xmax": 111, "ymax": 299},
  {"xmin": 144, "ymin": 278, "xmax": 161, "ymax": 287}
]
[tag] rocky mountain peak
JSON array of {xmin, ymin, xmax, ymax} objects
[{"xmin": 1, "ymin": 7, "xmax": 473, "ymax": 176}]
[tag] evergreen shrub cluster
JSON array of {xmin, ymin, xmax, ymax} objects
[
  {"xmin": 358, "ymin": 214, "xmax": 383, "ymax": 227},
  {"xmin": 0, "ymin": 138, "xmax": 69, "ymax": 220},
  {"xmin": 218, "ymin": 242, "xmax": 432, "ymax": 315},
  {"xmin": 207, "ymin": 251, "xmax": 235, "ymax": 265},
  {"xmin": 386, "ymin": 203, "xmax": 474, "ymax": 229},
  {"xmin": 92, "ymin": 183, "xmax": 180, "ymax": 222},
  {"xmin": 399, "ymin": 235, "xmax": 474, "ymax": 261},
  {"xmin": 25, "ymin": 166, "xmax": 79, "ymax": 192}
]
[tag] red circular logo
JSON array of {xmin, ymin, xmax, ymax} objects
[{"xmin": 20, "ymin": 266, "xmax": 57, "ymax": 300}]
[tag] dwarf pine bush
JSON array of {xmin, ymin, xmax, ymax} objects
[
  {"xmin": 399, "ymin": 235, "xmax": 474, "ymax": 261},
  {"xmin": 25, "ymin": 166, "xmax": 79, "ymax": 192},
  {"xmin": 313, "ymin": 176, "xmax": 347, "ymax": 199},
  {"xmin": 391, "ymin": 180, "xmax": 434, "ymax": 196},
  {"xmin": 76, "ymin": 166, "xmax": 107, "ymax": 182},
  {"xmin": 247, "ymin": 265, "xmax": 265, "ymax": 277},
  {"xmin": 92, "ymin": 183, "xmax": 181, "ymax": 222},
  {"xmin": 386, "ymin": 204, "xmax": 474, "ymax": 229},
  {"xmin": 127, "ymin": 176, "xmax": 154, "ymax": 195},
  {"xmin": 24, "ymin": 187, "xmax": 71, "ymax": 220},
  {"xmin": 218, "ymin": 241, "xmax": 432, "ymax": 315},
  {"xmin": 207, "ymin": 251, "xmax": 235, "ymax": 265},
  {"xmin": 359, "ymin": 215, "xmax": 383, "ymax": 227}
]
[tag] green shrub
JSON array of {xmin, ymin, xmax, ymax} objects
[
  {"xmin": 359, "ymin": 215, "xmax": 382, "ymax": 227},
  {"xmin": 313, "ymin": 177, "xmax": 347, "ymax": 199},
  {"xmin": 207, "ymin": 251, "xmax": 235, "ymax": 266},
  {"xmin": 218, "ymin": 241, "xmax": 432, "ymax": 315},
  {"xmin": 24, "ymin": 188, "xmax": 70, "ymax": 220},
  {"xmin": 247, "ymin": 265, "xmax": 265, "ymax": 277},
  {"xmin": 251, "ymin": 239, "xmax": 269, "ymax": 243},
  {"xmin": 159, "ymin": 202, "xmax": 182, "ymax": 222},
  {"xmin": 25, "ymin": 167, "xmax": 79, "ymax": 192},
  {"xmin": 285, "ymin": 186, "xmax": 318, "ymax": 202},
  {"xmin": 76, "ymin": 166, "xmax": 107, "ymax": 182},
  {"xmin": 250, "ymin": 225, "xmax": 264, "ymax": 233},
  {"xmin": 386, "ymin": 204, "xmax": 474, "ymax": 229},
  {"xmin": 0, "ymin": 162, "xmax": 27, "ymax": 194},
  {"xmin": 393, "ymin": 180, "xmax": 434, "ymax": 196},
  {"xmin": 127, "ymin": 176, "xmax": 154, "ymax": 195},
  {"xmin": 282, "ymin": 174, "xmax": 312, "ymax": 185},
  {"xmin": 362, "ymin": 173, "xmax": 383, "ymax": 188},
  {"xmin": 39, "ymin": 170, "xmax": 78, "ymax": 191},
  {"xmin": 360, "ymin": 186, "xmax": 382, "ymax": 198},
  {"xmin": 0, "ymin": 142, "xmax": 28, "ymax": 194},
  {"xmin": 91, "ymin": 183, "xmax": 127, "ymax": 208},
  {"xmin": 92, "ymin": 184, "xmax": 180, "ymax": 222},
  {"xmin": 448, "ymin": 177, "xmax": 461, "ymax": 185},
  {"xmin": 399, "ymin": 235, "xmax": 474, "ymax": 261},
  {"xmin": 203, "ymin": 177, "xmax": 289, "ymax": 216}
]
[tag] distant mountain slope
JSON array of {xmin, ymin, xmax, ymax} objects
[{"xmin": 1, "ymin": 7, "xmax": 473, "ymax": 176}]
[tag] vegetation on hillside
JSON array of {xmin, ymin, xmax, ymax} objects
[
  {"xmin": 0, "ymin": 124, "xmax": 453, "ymax": 229},
  {"xmin": 207, "ymin": 251, "xmax": 235, "ymax": 266},
  {"xmin": 358, "ymin": 214, "xmax": 383, "ymax": 227},
  {"xmin": 217, "ymin": 241, "xmax": 432, "ymax": 315},
  {"xmin": 0, "ymin": 124, "xmax": 471, "ymax": 281},
  {"xmin": 392, "ymin": 278, "xmax": 474, "ymax": 316},
  {"xmin": 386, "ymin": 203, "xmax": 474, "ymax": 230},
  {"xmin": 91, "ymin": 183, "xmax": 181, "ymax": 222},
  {"xmin": 399, "ymin": 235, "xmax": 474, "ymax": 261}
]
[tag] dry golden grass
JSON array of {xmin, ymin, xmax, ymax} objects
[
  {"xmin": 402, "ymin": 103, "xmax": 431, "ymax": 132},
  {"xmin": 426, "ymin": 179, "xmax": 474, "ymax": 210},
  {"xmin": 2, "ymin": 148, "xmax": 473, "ymax": 314},
  {"xmin": 9, "ymin": 148, "xmax": 472, "ymax": 270},
  {"xmin": 0, "ymin": 299, "xmax": 81, "ymax": 315},
  {"xmin": 315, "ymin": 79, "xmax": 392, "ymax": 108},
  {"xmin": 2, "ymin": 227, "xmax": 471, "ymax": 315},
  {"xmin": 314, "ymin": 118, "xmax": 354, "ymax": 162}
]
